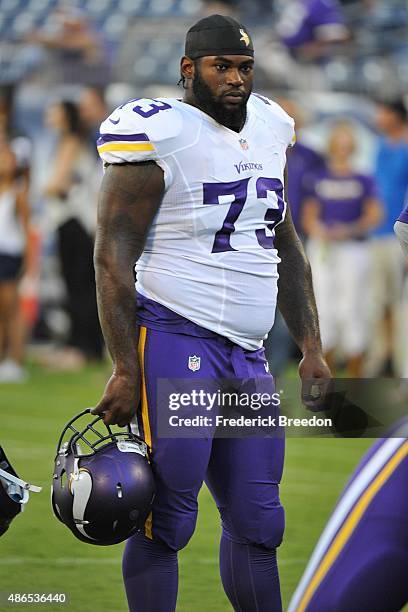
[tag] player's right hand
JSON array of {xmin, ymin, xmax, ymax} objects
[{"xmin": 91, "ymin": 372, "xmax": 141, "ymax": 427}]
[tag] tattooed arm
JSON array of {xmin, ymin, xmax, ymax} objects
[
  {"xmin": 274, "ymin": 200, "xmax": 322, "ymax": 356},
  {"xmin": 274, "ymin": 170, "xmax": 331, "ymax": 400},
  {"xmin": 92, "ymin": 162, "xmax": 165, "ymax": 426}
]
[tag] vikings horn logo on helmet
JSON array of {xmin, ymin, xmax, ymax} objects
[{"xmin": 51, "ymin": 409, "xmax": 155, "ymax": 546}]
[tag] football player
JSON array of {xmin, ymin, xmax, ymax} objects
[
  {"xmin": 288, "ymin": 420, "xmax": 408, "ymax": 612},
  {"xmin": 0, "ymin": 444, "xmax": 41, "ymax": 536},
  {"xmin": 93, "ymin": 14, "xmax": 330, "ymax": 612}
]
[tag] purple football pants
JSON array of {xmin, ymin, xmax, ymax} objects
[
  {"xmin": 123, "ymin": 324, "xmax": 285, "ymax": 612},
  {"xmin": 288, "ymin": 427, "xmax": 408, "ymax": 612}
]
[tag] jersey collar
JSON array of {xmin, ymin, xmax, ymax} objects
[{"xmin": 177, "ymin": 99, "xmax": 251, "ymax": 136}]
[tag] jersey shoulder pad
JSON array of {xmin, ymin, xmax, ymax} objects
[
  {"xmin": 98, "ymin": 98, "xmax": 183, "ymax": 165},
  {"xmin": 250, "ymin": 93, "xmax": 296, "ymax": 148}
]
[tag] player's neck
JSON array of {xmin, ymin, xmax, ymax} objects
[{"xmin": 182, "ymin": 93, "xmax": 246, "ymax": 133}]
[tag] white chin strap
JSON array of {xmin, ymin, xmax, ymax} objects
[
  {"xmin": 0, "ymin": 468, "xmax": 42, "ymax": 507},
  {"xmin": 129, "ymin": 414, "xmax": 140, "ymax": 436}
]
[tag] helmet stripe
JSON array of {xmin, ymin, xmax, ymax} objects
[{"xmin": 71, "ymin": 469, "xmax": 98, "ymax": 542}]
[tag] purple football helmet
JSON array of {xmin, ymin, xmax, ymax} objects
[
  {"xmin": 51, "ymin": 409, "xmax": 155, "ymax": 546},
  {"xmin": 0, "ymin": 445, "xmax": 42, "ymax": 537}
]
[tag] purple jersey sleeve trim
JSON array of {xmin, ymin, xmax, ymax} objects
[
  {"xmin": 97, "ymin": 133, "xmax": 150, "ymax": 146},
  {"xmin": 398, "ymin": 207, "xmax": 408, "ymax": 224}
]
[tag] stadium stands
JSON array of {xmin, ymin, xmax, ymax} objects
[{"xmin": 0, "ymin": 0, "xmax": 407, "ymax": 95}]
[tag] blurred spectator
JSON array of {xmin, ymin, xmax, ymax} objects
[
  {"xmin": 0, "ymin": 141, "xmax": 32, "ymax": 383},
  {"xmin": 302, "ymin": 122, "xmax": 383, "ymax": 376},
  {"xmin": 276, "ymin": 0, "xmax": 350, "ymax": 61},
  {"xmin": 279, "ymin": 98, "xmax": 325, "ymax": 236},
  {"xmin": 0, "ymin": 86, "xmax": 32, "ymax": 195},
  {"xmin": 42, "ymin": 100, "xmax": 103, "ymax": 368},
  {"xmin": 26, "ymin": 6, "xmax": 109, "ymax": 86},
  {"xmin": 202, "ymin": 0, "xmax": 240, "ymax": 17},
  {"xmin": 367, "ymin": 99, "xmax": 408, "ymax": 376},
  {"xmin": 79, "ymin": 87, "xmax": 109, "ymax": 155},
  {"xmin": 375, "ymin": 100, "xmax": 408, "ymax": 229}
]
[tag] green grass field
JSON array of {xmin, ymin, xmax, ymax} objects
[{"xmin": 0, "ymin": 363, "xmax": 372, "ymax": 611}]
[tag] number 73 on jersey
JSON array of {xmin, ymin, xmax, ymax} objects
[{"xmin": 203, "ymin": 176, "xmax": 285, "ymax": 253}]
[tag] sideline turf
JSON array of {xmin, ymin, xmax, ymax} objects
[{"xmin": 0, "ymin": 363, "xmax": 372, "ymax": 611}]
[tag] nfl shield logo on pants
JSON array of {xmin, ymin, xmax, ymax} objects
[{"xmin": 188, "ymin": 355, "xmax": 201, "ymax": 372}]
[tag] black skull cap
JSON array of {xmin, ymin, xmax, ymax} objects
[{"xmin": 185, "ymin": 14, "xmax": 254, "ymax": 60}]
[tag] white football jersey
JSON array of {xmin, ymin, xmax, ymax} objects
[{"xmin": 98, "ymin": 94, "xmax": 295, "ymax": 350}]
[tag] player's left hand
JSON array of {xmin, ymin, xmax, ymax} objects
[{"xmin": 298, "ymin": 352, "xmax": 332, "ymax": 411}]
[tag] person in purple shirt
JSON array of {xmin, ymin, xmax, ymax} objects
[
  {"xmin": 277, "ymin": 0, "xmax": 349, "ymax": 60},
  {"xmin": 288, "ymin": 140, "xmax": 325, "ymax": 231},
  {"xmin": 302, "ymin": 121, "xmax": 383, "ymax": 377},
  {"xmin": 280, "ymin": 99, "xmax": 326, "ymax": 236}
]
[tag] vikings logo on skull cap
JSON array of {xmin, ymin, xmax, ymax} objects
[{"xmin": 185, "ymin": 14, "xmax": 254, "ymax": 60}]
